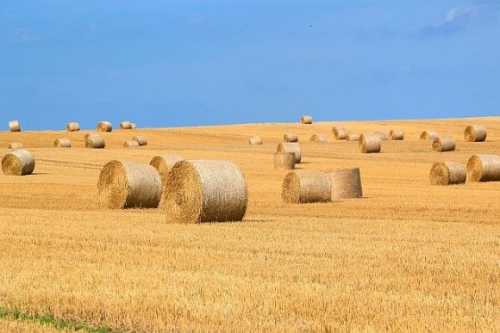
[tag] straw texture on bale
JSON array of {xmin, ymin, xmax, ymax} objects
[
  {"xmin": 8, "ymin": 142, "xmax": 23, "ymax": 150},
  {"xmin": 330, "ymin": 168, "xmax": 363, "ymax": 200},
  {"xmin": 300, "ymin": 115, "xmax": 313, "ymax": 124},
  {"xmin": 310, "ymin": 134, "xmax": 327, "ymax": 143},
  {"xmin": 429, "ymin": 162, "xmax": 466, "ymax": 185},
  {"xmin": 283, "ymin": 133, "xmax": 299, "ymax": 142},
  {"xmin": 120, "ymin": 121, "xmax": 134, "ymax": 129},
  {"xmin": 389, "ymin": 130, "xmax": 404, "ymax": 140},
  {"xmin": 420, "ymin": 131, "xmax": 438, "ymax": 141},
  {"xmin": 132, "ymin": 136, "xmax": 147, "ymax": 146},
  {"xmin": 248, "ymin": 136, "xmax": 263, "ymax": 145},
  {"xmin": 464, "ymin": 125, "xmax": 487, "ymax": 142},
  {"xmin": 466, "ymin": 154, "xmax": 500, "ymax": 182},
  {"xmin": 276, "ymin": 142, "xmax": 302, "ymax": 163},
  {"xmin": 84, "ymin": 133, "xmax": 105, "ymax": 149},
  {"xmin": 96, "ymin": 121, "xmax": 112, "ymax": 132},
  {"xmin": 347, "ymin": 133, "xmax": 360, "ymax": 141},
  {"xmin": 97, "ymin": 160, "xmax": 162, "ymax": 209},
  {"xmin": 163, "ymin": 160, "xmax": 248, "ymax": 223},
  {"xmin": 1, "ymin": 149, "xmax": 35, "ymax": 176},
  {"xmin": 332, "ymin": 127, "xmax": 348, "ymax": 140},
  {"xmin": 273, "ymin": 152, "xmax": 295, "ymax": 170},
  {"xmin": 123, "ymin": 140, "xmax": 139, "ymax": 148},
  {"xmin": 66, "ymin": 122, "xmax": 80, "ymax": 132},
  {"xmin": 8, "ymin": 120, "xmax": 21, "ymax": 132},
  {"xmin": 54, "ymin": 138, "xmax": 71, "ymax": 148},
  {"xmin": 281, "ymin": 171, "xmax": 331, "ymax": 204},
  {"xmin": 359, "ymin": 134, "xmax": 381, "ymax": 153},
  {"xmin": 150, "ymin": 154, "xmax": 184, "ymax": 185},
  {"xmin": 432, "ymin": 137, "xmax": 456, "ymax": 152}
]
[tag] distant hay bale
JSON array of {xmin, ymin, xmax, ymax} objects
[
  {"xmin": 1, "ymin": 149, "xmax": 35, "ymax": 176},
  {"xmin": 389, "ymin": 129, "xmax": 404, "ymax": 140},
  {"xmin": 359, "ymin": 134, "xmax": 381, "ymax": 153},
  {"xmin": 373, "ymin": 131, "xmax": 388, "ymax": 141},
  {"xmin": 347, "ymin": 133, "xmax": 360, "ymax": 141},
  {"xmin": 249, "ymin": 136, "xmax": 263, "ymax": 145},
  {"xmin": 464, "ymin": 125, "xmax": 487, "ymax": 142},
  {"xmin": 332, "ymin": 127, "xmax": 348, "ymax": 140},
  {"xmin": 277, "ymin": 142, "xmax": 302, "ymax": 163},
  {"xmin": 330, "ymin": 168, "xmax": 363, "ymax": 200},
  {"xmin": 432, "ymin": 137, "xmax": 456, "ymax": 152},
  {"xmin": 130, "ymin": 122, "xmax": 137, "ymax": 129},
  {"xmin": 132, "ymin": 136, "xmax": 147, "ymax": 146},
  {"xmin": 281, "ymin": 171, "xmax": 331, "ymax": 204},
  {"xmin": 310, "ymin": 134, "xmax": 327, "ymax": 143},
  {"xmin": 150, "ymin": 154, "xmax": 184, "ymax": 185},
  {"xmin": 429, "ymin": 162, "xmax": 466, "ymax": 185},
  {"xmin": 420, "ymin": 131, "xmax": 438, "ymax": 141},
  {"xmin": 96, "ymin": 121, "xmax": 112, "ymax": 132},
  {"xmin": 66, "ymin": 122, "xmax": 80, "ymax": 132},
  {"xmin": 123, "ymin": 140, "xmax": 139, "ymax": 148},
  {"xmin": 8, "ymin": 120, "xmax": 21, "ymax": 132},
  {"xmin": 300, "ymin": 115, "xmax": 313, "ymax": 124},
  {"xmin": 163, "ymin": 160, "xmax": 248, "ymax": 223},
  {"xmin": 120, "ymin": 121, "xmax": 134, "ymax": 129},
  {"xmin": 97, "ymin": 160, "xmax": 162, "ymax": 209},
  {"xmin": 8, "ymin": 142, "xmax": 23, "ymax": 150},
  {"xmin": 84, "ymin": 133, "xmax": 105, "ymax": 149},
  {"xmin": 273, "ymin": 152, "xmax": 295, "ymax": 170},
  {"xmin": 283, "ymin": 133, "xmax": 298, "ymax": 142},
  {"xmin": 54, "ymin": 138, "xmax": 71, "ymax": 148},
  {"xmin": 466, "ymin": 154, "xmax": 500, "ymax": 182}
]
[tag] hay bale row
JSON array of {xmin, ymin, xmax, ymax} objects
[
  {"xmin": 432, "ymin": 137, "xmax": 456, "ymax": 152},
  {"xmin": 467, "ymin": 154, "xmax": 500, "ymax": 182},
  {"xmin": 359, "ymin": 134, "xmax": 381, "ymax": 153},
  {"xmin": 85, "ymin": 133, "xmax": 105, "ymax": 149},
  {"xmin": 150, "ymin": 154, "xmax": 184, "ymax": 185},
  {"xmin": 332, "ymin": 127, "xmax": 348, "ymax": 140},
  {"xmin": 283, "ymin": 133, "xmax": 298, "ymax": 142},
  {"xmin": 2, "ymin": 149, "xmax": 35, "ymax": 176},
  {"xmin": 282, "ymin": 171, "xmax": 331, "ymax": 203},
  {"xmin": 300, "ymin": 115, "xmax": 313, "ymax": 124},
  {"xmin": 430, "ymin": 162, "xmax": 466, "ymax": 185},
  {"xmin": 8, "ymin": 142, "xmax": 23, "ymax": 150},
  {"xmin": 277, "ymin": 142, "xmax": 301, "ymax": 163},
  {"xmin": 96, "ymin": 121, "xmax": 112, "ymax": 132},
  {"xmin": 273, "ymin": 152, "xmax": 295, "ymax": 170},
  {"xmin": 389, "ymin": 130, "xmax": 404, "ymax": 140},
  {"xmin": 310, "ymin": 134, "xmax": 327, "ymax": 143},
  {"xmin": 66, "ymin": 122, "xmax": 80, "ymax": 132},
  {"xmin": 331, "ymin": 168, "xmax": 363, "ymax": 200},
  {"xmin": 249, "ymin": 136, "xmax": 263, "ymax": 145},
  {"xmin": 54, "ymin": 138, "xmax": 71, "ymax": 148},
  {"xmin": 464, "ymin": 125, "xmax": 487, "ymax": 142},
  {"xmin": 8, "ymin": 120, "xmax": 21, "ymax": 132}
]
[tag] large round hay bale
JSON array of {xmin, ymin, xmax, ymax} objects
[
  {"xmin": 432, "ymin": 137, "xmax": 456, "ymax": 152},
  {"xmin": 464, "ymin": 125, "xmax": 487, "ymax": 142},
  {"xmin": 249, "ymin": 136, "xmax": 263, "ymax": 145},
  {"xmin": 84, "ymin": 133, "xmax": 105, "ymax": 149},
  {"xmin": 330, "ymin": 168, "xmax": 363, "ymax": 200},
  {"xmin": 163, "ymin": 160, "xmax": 248, "ymax": 223},
  {"xmin": 429, "ymin": 162, "xmax": 466, "ymax": 185},
  {"xmin": 120, "ymin": 121, "xmax": 134, "ymax": 129},
  {"xmin": 420, "ymin": 131, "xmax": 438, "ymax": 141},
  {"xmin": 1, "ymin": 149, "xmax": 35, "ymax": 176},
  {"xmin": 132, "ymin": 136, "xmax": 147, "ymax": 146},
  {"xmin": 123, "ymin": 140, "xmax": 139, "ymax": 148},
  {"xmin": 283, "ymin": 133, "xmax": 298, "ymax": 142},
  {"xmin": 273, "ymin": 152, "xmax": 295, "ymax": 170},
  {"xmin": 281, "ymin": 171, "xmax": 331, "ymax": 204},
  {"xmin": 347, "ymin": 133, "xmax": 360, "ymax": 141},
  {"xmin": 466, "ymin": 154, "xmax": 500, "ymax": 182},
  {"xmin": 96, "ymin": 121, "xmax": 112, "ymax": 132},
  {"xmin": 8, "ymin": 142, "xmax": 23, "ymax": 150},
  {"xmin": 66, "ymin": 122, "xmax": 80, "ymax": 132},
  {"xmin": 359, "ymin": 134, "xmax": 381, "ymax": 153},
  {"xmin": 54, "ymin": 138, "xmax": 71, "ymax": 148},
  {"xmin": 97, "ymin": 160, "xmax": 162, "ymax": 209},
  {"xmin": 150, "ymin": 154, "xmax": 184, "ymax": 185},
  {"xmin": 332, "ymin": 127, "xmax": 348, "ymax": 140},
  {"xmin": 276, "ymin": 142, "xmax": 301, "ymax": 163},
  {"xmin": 300, "ymin": 115, "xmax": 313, "ymax": 124},
  {"xmin": 389, "ymin": 130, "xmax": 404, "ymax": 140},
  {"xmin": 310, "ymin": 134, "xmax": 327, "ymax": 143},
  {"xmin": 8, "ymin": 120, "xmax": 21, "ymax": 132}
]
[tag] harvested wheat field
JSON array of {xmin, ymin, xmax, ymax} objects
[{"xmin": 0, "ymin": 117, "xmax": 499, "ymax": 332}]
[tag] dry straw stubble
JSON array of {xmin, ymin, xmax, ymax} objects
[
  {"xmin": 1, "ymin": 149, "xmax": 35, "ymax": 175},
  {"xmin": 8, "ymin": 120, "xmax": 21, "ymax": 132},
  {"xmin": 277, "ymin": 142, "xmax": 302, "ymax": 163},
  {"xmin": 282, "ymin": 170, "xmax": 332, "ymax": 204},
  {"xmin": 330, "ymin": 168, "xmax": 363, "ymax": 200},
  {"xmin": 54, "ymin": 138, "xmax": 72, "ymax": 148},
  {"xmin": 466, "ymin": 154, "xmax": 500, "ymax": 182},
  {"xmin": 66, "ymin": 122, "xmax": 80, "ymax": 132},
  {"xmin": 150, "ymin": 154, "xmax": 184, "ymax": 185},
  {"xmin": 84, "ymin": 133, "xmax": 105, "ymax": 149},
  {"xmin": 432, "ymin": 137, "xmax": 456, "ymax": 152},
  {"xmin": 464, "ymin": 125, "xmax": 487, "ymax": 142},
  {"xmin": 429, "ymin": 162, "xmax": 466, "ymax": 185},
  {"xmin": 273, "ymin": 152, "xmax": 295, "ymax": 170},
  {"xmin": 359, "ymin": 134, "xmax": 381, "ymax": 153}
]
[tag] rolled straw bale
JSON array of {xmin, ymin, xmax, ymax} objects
[
  {"xmin": 310, "ymin": 134, "xmax": 327, "ymax": 143},
  {"xmin": 347, "ymin": 133, "xmax": 360, "ymax": 141},
  {"xmin": 54, "ymin": 138, "xmax": 71, "ymax": 148},
  {"xmin": 332, "ymin": 127, "xmax": 348, "ymax": 140},
  {"xmin": 66, "ymin": 122, "xmax": 80, "ymax": 132},
  {"xmin": 281, "ymin": 170, "xmax": 331, "ymax": 204},
  {"xmin": 359, "ymin": 134, "xmax": 381, "ymax": 153},
  {"xmin": 120, "ymin": 121, "xmax": 134, "ymax": 129},
  {"xmin": 8, "ymin": 142, "xmax": 23, "ymax": 150},
  {"xmin": 276, "ymin": 142, "xmax": 302, "ymax": 163},
  {"xmin": 8, "ymin": 120, "xmax": 21, "ymax": 132},
  {"xmin": 163, "ymin": 160, "xmax": 248, "ymax": 223},
  {"xmin": 420, "ymin": 130, "xmax": 438, "ymax": 141},
  {"xmin": 466, "ymin": 154, "xmax": 500, "ymax": 182},
  {"xmin": 330, "ymin": 168, "xmax": 363, "ymax": 200},
  {"xmin": 432, "ymin": 137, "xmax": 456, "ymax": 152},
  {"xmin": 150, "ymin": 154, "xmax": 184, "ymax": 185},
  {"xmin": 300, "ymin": 115, "xmax": 313, "ymax": 124},
  {"xmin": 130, "ymin": 122, "xmax": 137, "ymax": 129},
  {"xmin": 464, "ymin": 125, "xmax": 487, "ymax": 142},
  {"xmin": 85, "ymin": 133, "xmax": 105, "ymax": 149},
  {"xmin": 97, "ymin": 160, "xmax": 162, "ymax": 209},
  {"xmin": 124, "ymin": 140, "xmax": 139, "ymax": 148},
  {"xmin": 283, "ymin": 133, "xmax": 298, "ymax": 142},
  {"xmin": 429, "ymin": 162, "xmax": 466, "ymax": 185},
  {"xmin": 373, "ymin": 131, "xmax": 388, "ymax": 141},
  {"xmin": 249, "ymin": 136, "xmax": 263, "ymax": 145},
  {"xmin": 132, "ymin": 136, "xmax": 147, "ymax": 146},
  {"xmin": 273, "ymin": 152, "xmax": 295, "ymax": 170},
  {"xmin": 2, "ymin": 149, "xmax": 35, "ymax": 175},
  {"xmin": 96, "ymin": 121, "xmax": 112, "ymax": 132},
  {"xmin": 389, "ymin": 129, "xmax": 404, "ymax": 140}
]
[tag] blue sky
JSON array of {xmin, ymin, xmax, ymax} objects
[{"xmin": 1, "ymin": 1, "xmax": 499, "ymax": 130}]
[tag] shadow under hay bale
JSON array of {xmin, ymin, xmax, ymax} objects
[
  {"xmin": 274, "ymin": 152, "xmax": 295, "ymax": 170},
  {"xmin": 330, "ymin": 168, "xmax": 363, "ymax": 200},
  {"xmin": 54, "ymin": 138, "xmax": 72, "ymax": 148},
  {"xmin": 300, "ymin": 115, "xmax": 313, "ymax": 124},
  {"xmin": 464, "ymin": 125, "xmax": 487, "ymax": 142},
  {"xmin": 2, "ymin": 149, "xmax": 35, "ymax": 176},
  {"xmin": 466, "ymin": 154, "xmax": 500, "ymax": 182},
  {"xmin": 432, "ymin": 137, "xmax": 456, "ymax": 152},
  {"xmin": 8, "ymin": 120, "xmax": 21, "ymax": 132},
  {"xmin": 430, "ymin": 162, "xmax": 466, "ymax": 185},
  {"xmin": 282, "ymin": 170, "xmax": 331, "ymax": 204},
  {"xmin": 359, "ymin": 134, "xmax": 381, "ymax": 153},
  {"xmin": 85, "ymin": 133, "xmax": 105, "ymax": 149},
  {"xmin": 96, "ymin": 121, "xmax": 112, "ymax": 132},
  {"xmin": 66, "ymin": 122, "xmax": 80, "ymax": 132},
  {"xmin": 249, "ymin": 136, "xmax": 263, "ymax": 145},
  {"xmin": 332, "ymin": 127, "xmax": 348, "ymax": 140},
  {"xmin": 277, "ymin": 142, "xmax": 301, "ymax": 163},
  {"xmin": 150, "ymin": 154, "xmax": 184, "ymax": 186}
]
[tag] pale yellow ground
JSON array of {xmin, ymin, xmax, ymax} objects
[
  {"xmin": 0, "ymin": 117, "xmax": 499, "ymax": 332},
  {"xmin": 0, "ymin": 319, "xmax": 72, "ymax": 333}
]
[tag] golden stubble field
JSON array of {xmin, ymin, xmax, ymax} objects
[{"xmin": 0, "ymin": 117, "xmax": 499, "ymax": 332}]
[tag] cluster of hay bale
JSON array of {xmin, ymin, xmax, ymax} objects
[
  {"xmin": 85, "ymin": 133, "xmax": 105, "ymax": 149},
  {"xmin": 359, "ymin": 134, "xmax": 381, "ymax": 153},
  {"xmin": 66, "ymin": 122, "xmax": 80, "ymax": 132},
  {"xmin": 96, "ymin": 121, "xmax": 112, "ymax": 132},
  {"xmin": 8, "ymin": 120, "xmax": 21, "ymax": 132},
  {"xmin": 2, "ymin": 149, "xmax": 35, "ymax": 176},
  {"xmin": 429, "ymin": 154, "xmax": 500, "ymax": 185},
  {"xmin": 249, "ymin": 136, "xmax": 263, "ymax": 145},
  {"xmin": 54, "ymin": 138, "xmax": 72, "ymax": 148},
  {"xmin": 300, "ymin": 115, "xmax": 313, "ymax": 124},
  {"xmin": 274, "ymin": 152, "xmax": 295, "ymax": 170}
]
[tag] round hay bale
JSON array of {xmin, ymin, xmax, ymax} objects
[
  {"xmin": 420, "ymin": 131, "xmax": 438, "ymax": 141},
  {"xmin": 8, "ymin": 142, "xmax": 23, "ymax": 150},
  {"xmin": 466, "ymin": 154, "xmax": 500, "ymax": 182},
  {"xmin": 150, "ymin": 154, "xmax": 184, "ymax": 185},
  {"xmin": 249, "ymin": 136, "xmax": 263, "ymax": 145},
  {"xmin": 300, "ymin": 115, "xmax": 313, "ymax": 124},
  {"xmin": 389, "ymin": 130, "xmax": 404, "ymax": 140},
  {"xmin": 330, "ymin": 168, "xmax": 363, "ymax": 200},
  {"xmin": 273, "ymin": 152, "xmax": 295, "ymax": 170},
  {"xmin": 54, "ymin": 138, "xmax": 71, "ymax": 148},
  {"xmin": 347, "ymin": 133, "xmax": 360, "ymax": 141},
  {"xmin": 132, "ymin": 136, "xmax": 147, "ymax": 146},
  {"xmin": 123, "ymin": 140, "xmax": 139, "ymax": 148},
  {"xmin": 8, "ymin": 120, "xmax": 21, "ymax": 132},
  {"xmin": 464, "ymin": 125, "xmax": 487, "ymax": 142},
  {"xmin": 120, "ymin": 121, "xmax": 134, "ymax": 129},
  {"xmin": 281, "ymin": 171, "xmax": 331, "ymax": 204},
  {"xmin": 373, "ymin": 131, "xmax": 388, "ymax": 141},
  {"xmin": 429, "ymin": 162, "xmax": 466, "ymax": 185},
  {"xmin": 432, "ymin": 137, "xmax": 456, "ymax": 152},
  {"xmin": 332, "ymin": 127, "xmax": 348, "ymax": 140},
  {"xmin": 98, "ymin": 160, "xmax": 162, "ymax": 209},
  {"xmin": 359, "ymin": 134, "xmax": 381, "ymax": 153},
  {"xmin": 96, "ymin": 121, "xmax": 112, "ymax": 132},
  {"xmin": 276, "ymin": 142, "xmax": 301, "ymax": 163},
  {"xmin": 84, "ymin": 133, "xmax": 105, "ymax": 149},
  {"xmin": 163, "ymin": 160, "xmax": 248, "ymax": 223},
  {"xmin": 1, "ymin": 149, "xmax": 35, "ymax": 176},
  {"xmin": 283, "ymin": 133, "xmax": 298, "ymax": 142},
  {"xmin": 66, "ymin": 122, "xmax": 80, "ymax": 132},
  {"xmin": 130, "ymin": 122, "xmax": 137, "ymax": 129},
  {"xmin": 310, "ymin": 134, "xmax": 327, "ymax": 143}
]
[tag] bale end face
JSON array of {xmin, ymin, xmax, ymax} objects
[
  {"xmin": 1, "ymin": 149, "xmax": 35, "ymax": 176},
  {"xmin": 281, "ymin": 171, "xmax": 331, "ymax": 204},
  {"xmin": 359, "ymin": 134, "xmax": 381, "ymax": 153}
]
